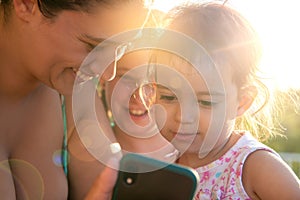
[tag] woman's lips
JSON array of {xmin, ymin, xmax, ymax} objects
[{"xmin": 75, "ymin": 70, "xmax": 94, "ymax": 83}]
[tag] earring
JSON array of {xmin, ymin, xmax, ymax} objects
[
  {"xmin": 95, "ymin": 81, "xmax": 102, "ymax": 98},
  {"xmin": 107, "ymin": 109, "xmax": 115, "ymax": 128}
]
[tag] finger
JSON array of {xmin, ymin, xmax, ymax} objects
[{"xmin": 84, "ymin": 166, "xmax": 118, "ymax": 200}]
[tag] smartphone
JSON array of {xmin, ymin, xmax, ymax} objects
[{"xmin": 112, "ymin": 153, "xmax": 199, "ymax": 200}]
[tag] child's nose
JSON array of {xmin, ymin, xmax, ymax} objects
[
  {"xmin": 130, "ymin": 89, "xmax": 143, "ymax": 104},
  {"xmin": 175, "ymin": 102, "xmax": 199, "ymax": 124},
  {"xmin": 130, "ymin": 84, "xmax": 156, "ymax": 109}
]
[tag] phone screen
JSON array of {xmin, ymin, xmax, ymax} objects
[{"xmin": 112, "ymin": 153, "xmax": 199, "ymax": 200}]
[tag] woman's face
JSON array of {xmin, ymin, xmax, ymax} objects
[
  {"xmin": 19, "ymin": 1, "xmax": 148, "ymax": 95},
  {"xmin": 155, "ymin": 56, "xmax": 241, "ymax": 157}
]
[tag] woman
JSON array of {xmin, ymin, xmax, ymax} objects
[{"xmin": 0, "ymin": 0, "xmax": 151, "ymax": 199}]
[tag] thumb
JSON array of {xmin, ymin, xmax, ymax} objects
[{"xmin": 84, "ymin": 165, "xmax": 118, "ymax": 200}]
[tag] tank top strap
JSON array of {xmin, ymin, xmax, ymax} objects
[{"xmin": 61, "ymin": 95, "xmax": 68, "ymax": 176}]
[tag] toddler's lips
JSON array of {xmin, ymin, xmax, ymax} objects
[
  {"xmin": 129, "ymin": 108, "xmax": 149, "ymax": 119},
  {"xmin": 171, "ymin": 131, "xmax": 199, "ymax": 142},
  {"xmin": 129, "ymin": 109, "xmax": 148, "ymax": 117},
  {"xmin": 129, "ymin": 109, "xmax": 147, "ymax": 116}
]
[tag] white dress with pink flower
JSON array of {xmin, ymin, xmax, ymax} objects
[{"xmin": 193, "ymin": 132, "xmax": 279, "ymax": 200}]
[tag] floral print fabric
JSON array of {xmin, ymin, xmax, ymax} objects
[{"xmin": 193, "ymin": 132, "xmax": 278, "ymax": 200}]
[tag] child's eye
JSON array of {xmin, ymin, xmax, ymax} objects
[
  {"xmin": 116, "ymin": 74, "xmax": 137, "ymax": 85},
  {"xmin": 159, "ymin": 95, "xmax": 177, "ymax": 102},
  {"xmin": 198, "ymin": 100, "xmax": 216, "ymax": 107}
]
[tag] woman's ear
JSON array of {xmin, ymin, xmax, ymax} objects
[
  {"xmin": 237, "ymin": 85, "xmax": 258, "ymax": 116},
  {"xmin": 13, "ymin": 0, "xmax": 37, "ymax": 22}
]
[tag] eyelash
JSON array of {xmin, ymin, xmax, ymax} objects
[
  {"xmin": 198, "ymin": 100, "xmax": 216, "ymax": 107},
  {"xmin": 86, "ymin": 43, "xmax": 96, "ymax": 52},
  {"xmin": 159, "ymin": 94, "xmax": 217, "ymax": 108},
  {"xmin": 159, "ymin": 95, "xmax": 177, "ymax": 101}
]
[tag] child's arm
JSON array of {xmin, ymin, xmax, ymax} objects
[{"xmin": 243, "ymin": 150, "xmax": 300, "ymax": 199}]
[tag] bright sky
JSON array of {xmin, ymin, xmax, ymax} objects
[{"xmin": 152, "ymin": 0, "xmax": 300, "ymax": 90}]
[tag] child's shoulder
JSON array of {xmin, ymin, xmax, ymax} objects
[
  {"xmin": 239, "ymin": 130, "xmax": 300, "ymax": 199},
  {"xmin": 231, "ymin": 131, "xmax": 275, "ymax": 153},
  {"xmin": 242, "ymin": 145, "xmax": 299, "ymax": 199}
]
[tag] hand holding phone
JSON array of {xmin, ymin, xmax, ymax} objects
[{"xmin": 112, "ymin": 153, "xmax": 199, "ymax": 200}]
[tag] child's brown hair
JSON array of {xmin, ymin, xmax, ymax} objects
[{"xmin": 164, "ymin": 1, "xmax": 286, "ymax": 141}]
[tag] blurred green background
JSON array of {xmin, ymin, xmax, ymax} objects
[{"xmin": 264, "ymin": 89, "xmax": 300, "ymax": 178}]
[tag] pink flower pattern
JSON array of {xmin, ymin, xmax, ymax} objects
[{"xmin": 192, "ymin": 132, "xmax": 278, "ymax": 200}]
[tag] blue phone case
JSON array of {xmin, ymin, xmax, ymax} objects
[{"xmin": 112, "ymin": 153, "xmax": 199, "ymax": 200}]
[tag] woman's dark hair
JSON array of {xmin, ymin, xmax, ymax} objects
[{"xmin": 1, "ymin": 0, "xmax": 142, "ymax": 19}]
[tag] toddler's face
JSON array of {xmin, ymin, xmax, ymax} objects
[
  {"xmin": 105, "ymin": 51, "xmax": 157, "ymax": 137},
  {"xmin": 155, "ymin": 54, "xmax": 240, "ymax": 156}
]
